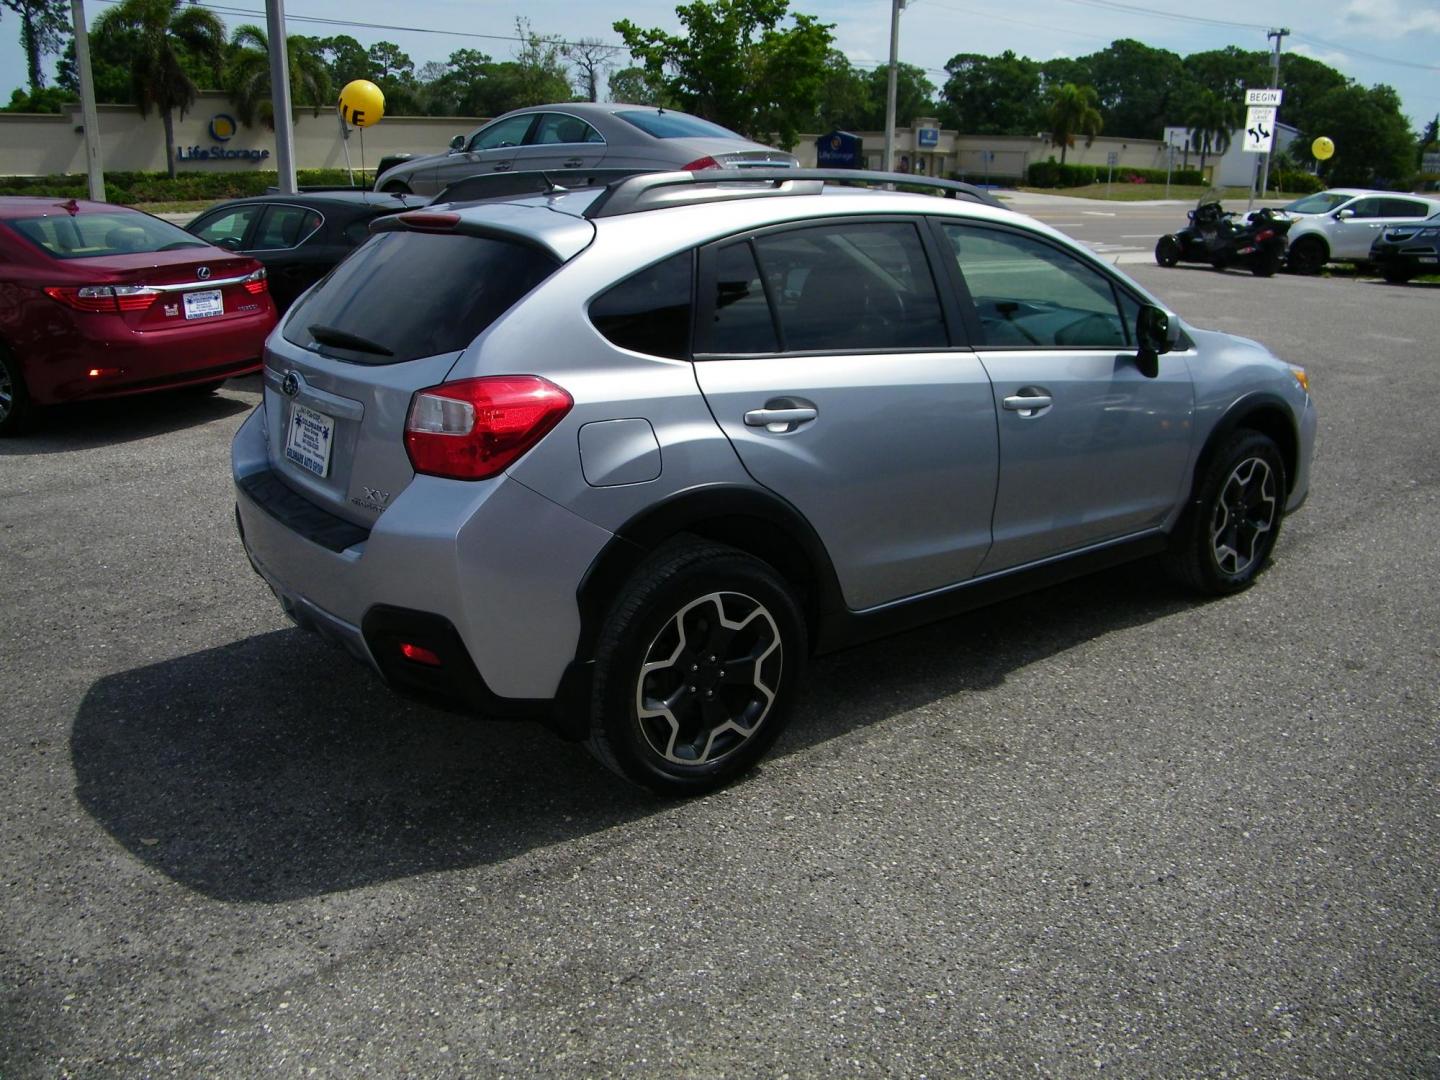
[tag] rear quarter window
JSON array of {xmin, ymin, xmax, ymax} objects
[
  {"xmin": 588, "ymin": 252, "xmax": 694, "ymax": 359},
  {"xmin": 282, "ymin": 230, "xmax": 557, "ymax": 364}
]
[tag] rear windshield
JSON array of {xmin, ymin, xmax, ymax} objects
[
  {"xmin": 614, "ymin": 110, "xmax": 743, "ymax": 140},
  {"xmin": 5, "ymin": 211, "xmax": 209, "ymax": 259},
  {"xmin": 1283, "ymin": 192, "xmax": 1352, "ymax": 214},
  {"xmin": 282, "ymin": 230, "xmax": 558, "ymax": 364}
]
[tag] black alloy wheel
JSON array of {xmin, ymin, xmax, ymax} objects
[
  {"xmin": 0, "ymin": 347, "xmax": 31, "ymax": 437},
  {"xmin": 587, "ymin": 539, "xmax": 806, "ymax": 796}
]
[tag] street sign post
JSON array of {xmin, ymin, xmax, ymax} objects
[{"xmin": 1106, "ymin": 150, "xmax": 1118, "ymax": 195}]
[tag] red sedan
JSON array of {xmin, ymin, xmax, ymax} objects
[{"xmin": 0, "ymin": 197, "xmax": 276, "ymax": 435}]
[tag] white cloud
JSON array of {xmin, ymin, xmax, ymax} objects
[{"xmin": 1340, "ymin": 0, "xmax": 1440, "ymax": 39}]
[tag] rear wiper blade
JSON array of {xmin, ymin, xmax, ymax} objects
[{"xmin": 307, "ymin": 324, "xmax": 393, "ymax": 356}]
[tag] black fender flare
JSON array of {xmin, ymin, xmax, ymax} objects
[{"xmin": 1188, "ymin": 391, "xmax": 1301, "ymax": 508}]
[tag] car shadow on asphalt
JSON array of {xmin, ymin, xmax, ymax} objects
[
  {"xmin": 0, "ymin": 375, "xmax": 258, "ymax": 456},
  {"xmin": 71, "ymin": 561, "xmax": 1199, "ymax": 904}
]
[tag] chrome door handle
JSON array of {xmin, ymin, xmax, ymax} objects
[
  {"xmin": 1003, "ymin": 394, "xmax": 1053, "ymax": 413},
  {"xmin": 493, "ymin": 162, "xmax": 512, "ymax": 172},
  {"xmin": 744, "ymin": 406, "xmax": 817, "ymax": 432},
  {"xmin": 563, "ymin": 157, "xmax": 584, "ymax": 168}
]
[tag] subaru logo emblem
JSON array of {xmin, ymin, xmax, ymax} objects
[
  {"xmin": 281, "ymin": 371, "xmax": 300, "ymax": 397},
  {"xmin": 196, "ymin": 266, "xmax": 211, "ymax": 280}
]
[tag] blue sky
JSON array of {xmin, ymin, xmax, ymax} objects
[{"xmin": 5, "ymin": 0, "xmax": 1437, "ymax": 131}]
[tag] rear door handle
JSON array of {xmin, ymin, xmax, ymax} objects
[
  {"xmin": 493, "ymin": 161, "xmax": 512, "ymax": 172},
  {"xmin": 563, "ymin": 157, "xmax": 584, "ymax": 168},
  {"xmin": 744, "ymin": 406, "xmax": 817, "ymax": 432}
]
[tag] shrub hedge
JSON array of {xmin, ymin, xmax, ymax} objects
[
  {"xmin": 1026, "ymin": 160, "xmax": 1205, "ymax": 188},
  {"xmin": 1269, "ymin": 169, "xmax": 1324, "ymax": 195},
  {"xmin": 0, "ymin": 169, "xmax": 373, "ymax": 204}
]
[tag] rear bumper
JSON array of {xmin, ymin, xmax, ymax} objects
[
  {"xmin": 27, "ymin": 308, "xmax": 273, "ymax": 404},
  {"xmin": 231, "ymin": 401, "xmax": 613, "ymax": 710}
]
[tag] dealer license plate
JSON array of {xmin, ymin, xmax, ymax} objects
[
  {"xmin": 183, "ymin": 288, "xmax": 223, "ymax": 320},
  {"xmin": 284, "ymin": 404, "xmax": 335, "ymax": 478}
]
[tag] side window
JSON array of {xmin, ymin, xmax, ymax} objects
[
  {"xmin": 752, "ymin": 221, "xmax": 947, "ymax": 351},
  {"xmin": 709, "ymin": 241, "xmax": 778, "ymax": 354},
  {"xmin": 589, "ymin": 252, "xmax": 694, "ymax": 359},
  {"xmin": 1346, "ymin": 198, "xmax": 1384, "ymax": 219},
  {"xmin": 469, "ymin": 115, "xmax": 534, "ymax": 152},
  {"xmin": 531, "ymin": 113, "xmax": 604, "ymax": 145},
  {"xmin": 190, "ymin": 205, "xmax": 261, "ymax": 249},
  {"xmin": 1380, "ymin": 198, "xmax": 1429, "ymax": 218},
  {"xmin": 252, "ymin": 205, "xmax": 322, "ymax": 250},
  {"xmin": 942, "ymin": 224, "xmax": 1127, "ymax": 349}
]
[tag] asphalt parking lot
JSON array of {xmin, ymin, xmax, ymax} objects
[{"xmin": 2, "ymin": 227, "xmax": 1437, "ymax": 1076}]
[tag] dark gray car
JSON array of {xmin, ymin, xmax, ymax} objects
[{"xmin": 373, "ymin": 102, "xmax": 798, "ymax": 195}]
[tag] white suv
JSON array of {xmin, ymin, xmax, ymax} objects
[{"xmin": 1280, "ymin": 188, "xmax": 1440, "ymax": 274}]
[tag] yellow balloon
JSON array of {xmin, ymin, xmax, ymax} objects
[
  {"xmin": 338, "ymin": 80, "xmax": 385, "ymax": 128},
  {"xmin": 1312, "ymin": 136, "xmax": 1335, "ymax": 161}
]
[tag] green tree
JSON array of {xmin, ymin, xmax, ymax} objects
[
  {"xmin": 91, "ymin": 0, "xmax": 227, "ymax": 178},
  {"xmin": 510, "ymin": 17, "xmax": 574, "ymax": 106},
  {"xmin": 3, "ymin": 84, "xmax": 74, "ymax": 111},
  {"xmin": 1184, "ymin": 89, "xmax": 1240, "ymax": 177},
  {"xmin": 1078, "ymin": 38, "xmax": 1185, "ymax": 139},
  {"xmin": 2, "ymin": 0, "xmax": 69, "ymax": 92},
  {"xmin": 615, "ymin": 0, "xmax": 834, "ymax": 147},
  {"xmin": 316, "ymin": 34, "xmax": 372, "ymax": 86},
  {"xmin": 222, "ymin": 25, "xmax": 332, "ymax": 129},
  {"xmin": 807, "ymin": 50, "xmax": 870, "ymax": 131},
  {"xmin": 1304, "ymin": 83, "xmax": 1416, "ymax": 186},
  {"xmin": 607, "ymin": 65, "xmax": 673, "ymax": 106},
  {"xmin": 1047, "ymin": 82, "xmax": 1101, "ymax": 164},
  {"xmin": 941, "ymin": 51, "xmax": 1041, "ymax": 135},
  {"xmin": 1276, "ymin": 54, "xmax": 1351, "ymax": 138},
  {"xmin": 1182, "ymin": 46, "xmax": 1267, "ymax": 104},
  {"xmin": 859, "ymin": 62, "xmax": 934, "ymax": 130}
]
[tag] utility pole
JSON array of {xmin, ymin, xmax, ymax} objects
[
  {"xmin": 1257, "ymin": 26, "xmax": 1288, "ymax": 202},
  {"xmin": 265, "ymin": 0, "xmax": 298, "ymax": 194},
  {"xmin": 883, "ymin": 0, "xmax": 905, "ymax": 172},
  {"xmin": 70, "ymin": 0, "xmax": 105, "ymax": 201}
]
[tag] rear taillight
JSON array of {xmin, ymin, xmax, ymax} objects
[
  {"xmin": 404, "ymin": 375, "xmax": 572, "ymax": 481},
  {"xmin": 243, "ymin": 267, "xmax": 268, "ymax": 294},
  {"xmin": 1255, "ymin": 229, "xmax": 1275, "ymax": 242},
  {"xmin": 44, "ymin": 284, "xmax": 158, "ymax": 313},
  {"xmin": 681, "ymin": 156, "xmax": 721, "ymax": 171}
]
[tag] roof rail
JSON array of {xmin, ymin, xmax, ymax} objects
[
  {"xmin": 433, "ymin": 168, "xmax": 649, "ymax": 206},
  {"xmin": 584, "ymin": 168, "xmax": 1006, "ymax": 219}
]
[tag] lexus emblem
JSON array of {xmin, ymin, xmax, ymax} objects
[
  {"xmin": 196, "ymin": 265, "xmax": 211, "ymax": 280},
  {"xmin": 281, "ymin": 371, "xmax": 300, "ymax": 397}
]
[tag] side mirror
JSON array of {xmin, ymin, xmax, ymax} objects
[
  {"xmin": 1336, "ymin": 208, "xmax": 1356, "ymax": 220},
  {"xmin": 448, "ymin": 134, "xmax": 465, "ymax": 153},
  {"xmin": 1135, "ymin": 305, "xmax": 1172, "ymax": 379}
]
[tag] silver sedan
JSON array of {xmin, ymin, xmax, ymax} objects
[{"xmin": 374, "ymin": 102, "xmax": 798, "ymax": 195}]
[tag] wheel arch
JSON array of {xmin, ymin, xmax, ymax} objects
[
  {"xmin": 1190, "ymin": 393, "xmax": 1300, "ymax": 504},
  {"xmin": 572, "ymin": 484, "xmax": 844, "ymax": 665}
]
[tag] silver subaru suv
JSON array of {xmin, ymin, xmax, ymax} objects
[{"xmin": 233, "ymin": 170, "xmax": 1317, "ymax": 795}]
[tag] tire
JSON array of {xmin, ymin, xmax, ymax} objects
[
  {"xmin": 1251, "ymin": 254, "xmax": 1279, "ymax": 277},
  {"xmin": 1155, "ymin": 235, "xmax": 1181, "ymax": 267},
  {"xmin": 1381, "ymin": 265, "xmax": 1414, "ymax": 284},
  {"xmin": 1168, "ymin": 430, "xmax": 1287, "ymax": 596},
  {"xmin": 1287, "ymin": 236, "xmax": 1327, "ymax": 276},
  {"xmin": 1210, "ymin": 253, "xmax": 1229, "ymax": 271},
  {"xmin": 586, "ymin": 538, "xmax": 807, "ymax": 796},
  {"xmin": 0, "ymin": 346, "xmax": 32, "ymax": 437}
]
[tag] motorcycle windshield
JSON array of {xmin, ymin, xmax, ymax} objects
[{"xmin": 1196, "ymin": 187, "xmax": 1226, "ymax": 210}]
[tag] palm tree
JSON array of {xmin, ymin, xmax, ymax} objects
[
  {"xmin": 91, "ymin": 0, "xmax": 226, "ymax": 179},
  {"xmin": 1185, "ymin": 90, "xmax": 1240, "ymax": 181},
  {"xmin": 223, "ymin": 26, "xmax": 332, "ymax": 129},
  {"xmin": 1047, "ymin": 83, "xmax": 1102, "ymax": 165}
]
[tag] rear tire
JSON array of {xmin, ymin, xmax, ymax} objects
[
  {"xmin": 586, "ymin": 538, "xmax": 806, "ymax": 796},
  {"xmin": 1168, "ymin": 430, "xmax": 1286, "ymax": 596},
  {"xmin": 1287, "ymin": 236, "xmax": 1327, "ymax": 276},
  {"xmin": 1251, "ymin": 252, "xmax": 1280, "ymax": 277},
  {"xmin": 0, "ymin": 346, "xmax": 32, "ymax": 437},
  {"xmin": 1155, "ymin": 235, "xmax": 1181, "ymax": 267},
  {"xmin": 1381, "ymin": 265, "xmax": 1414, "ymax": 284}
]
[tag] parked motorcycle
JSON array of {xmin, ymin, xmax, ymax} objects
[{"xmin": 1155, "ymin": 193, "xmax": 1292, "ymax": 277}]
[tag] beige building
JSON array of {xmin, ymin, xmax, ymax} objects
[
  {"xmin": 0, "ymin": 91, "xmax": 482, "ymax": 177},
  {"xmin": 1, "ymin": 97, "xmax": 1176, "ymax": 184}
]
